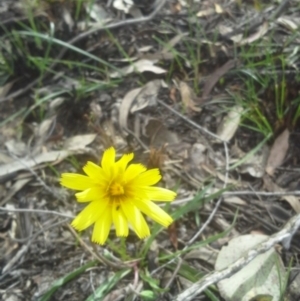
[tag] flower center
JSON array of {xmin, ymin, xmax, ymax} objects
[{"xmin": 109, "ymin": 182, "xmax": 125, "ymax": 196}]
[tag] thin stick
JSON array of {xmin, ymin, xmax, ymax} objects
[{"xmin": 158, "ymin": 100, "xmax": 225, "ymax": 142}]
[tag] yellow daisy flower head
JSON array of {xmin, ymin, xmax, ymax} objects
[{"xmin": 60, "ymin": 147, "xmax": 176, "ymax": 244}]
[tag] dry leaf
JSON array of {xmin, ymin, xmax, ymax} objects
[
  {"xmin": 0, "ymin": 135, "xmax": 96, "ymax": 179},
  {"xmin": 179, "ymin": 81, "xmax": 201, "ymax": 112},
  {"xmin": 224, "ymin": 196, "xmax": 247, "ymax": 206},
  {"xmin": 145, "ymin": 119, "xmax": 179, "ymax": 148},
  {"xmin": 137, "ymin": 52, "xmax": 174, "ymax": 61},
  {"xmin": 277, "ymin": 16, "xmax": 299, "ymax": 31},
  {"xmin": 282, "ymin": 196, "xmax": 300, "ymax": 214},
  {"xmin": 216, "ymin": 234, "xmax": 285, "ymax": 301},
  {"xmin": 202, "ymin": 59, "xmax": 237, "ymax": 99},
  {"xmin": 167, "ymin": 222, "xmax": 178, "ymax": 250},
  {"xmin": 63, "ymin": 134, "xmax": 97, "ymax": 150},
  {"xmin": 113, "ymin": 0, "xmax": 133, "ymax": 13},
  {"xmin": 216, "ymin": 105, "xmax": 243, "ymax": 142},
  {"xmin": 35, "ymin": 116, "xmax": 56, "ymax": 139},
  {"xmin": 85, "ymin": 2, "xmax": 108, "ymax": 22},
  {"xmin": 131, "ymin": 80, "xmax": 161, "ymax": 113},
  {"xmin": 265, "ymin": 129, "xmax": 290, "ymax": 176},
  {"xmin": 264, "ymin": 175, "xmax": 300, "ymax": 213},
  {"xmin": 239, "ymin": 145, "xmax": 269, "ymax": 178},
  {"xmin": 238, "ymin": 22, "xmax": 269, "ymax": 46},
  {"xmin": 0, "ymin": 150, "xmax": 70, "ymax": 178},
  {"xmin": 119, "ymin": 80, "xmax": 161, "ymax": 134},
  {"xmin": 185, "ymin": 246, "xmax": 218, "ymax": 265},
  {"xmin": 197, "ymin": 8, "xmax": 215, "ymax": 17},
  {"xmin": 119, "ymin": 87, "xmax": 143, "ymax": 131},
  {"xmin": 214, "ymin": 4, "xmax": 223, "ymax": 14},
  {"xmin": 218, "ymin": 25, "xmax": 243, "ymax": 43},
  {"xmin": 147, "ymin": 147, "xmax": 166, "ymax": 169},
  {"xmin": 5, "ymin": 139, "xmax": 27, "ymax": 157},
  {"xmin": 62, "ymin": 6, "xmax": 74, "ymax": 31},
  {"xmin": 169, "ymin": 86, "xmax": 177, "ymax": 102},
  {"xmin": 110, "ymin": 59, "xmax": 166, "ymax": 78},
  {"xmin": 0, "ymin": 152, "xmax": 13, "ymax": 164}
]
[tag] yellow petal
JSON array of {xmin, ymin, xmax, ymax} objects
[
  {"xmin": 134, "ymin": 199, "xmax": 173, "ymax": 227},
  {"xmin": 142, "ymin": 186, "xmax": 176, "ymax": 201},
  {"xmin": 121, "ymin": 202, "xmax": 150, "ymax": 239},
  {"xmin": 124, "ymin": 164, "xmax": 147, "ymax": 183},
  {"xmin": 83, "ymin": 161, "xmax": 106, "ymax": 183},
  {"xmin": 75, "ymin": 187, "xmax": 105, "ymax": 202},
  {"xmin": 60, "ymin": 173, "xmax": 93, "ymax": 190},
  {"xmin": 112, "ymin": 204, "xmax": 129, "ymax": 237},
  {"xmin": 116, "ymin": 152, "xmax": 134, "ymax": 172},
  {"xmin": 92, "ymin": 207, "xmax": 112, "ymax": 245},
  {"xmin": 101, "ymin": 147, "xmax": 116, "ymax": 173},
  {"xmin": 131, "ymin": 168, "xmax": 161, "ymax": 186},
  {"xmin": 71, "ymin": 199, "xmax": 109, "ymax": 231}
]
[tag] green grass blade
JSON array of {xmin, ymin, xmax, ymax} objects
[
  {"xmin": 167, "ymin": 263, "xmax": 219, "ymax": 300},
  {"xmin": 0, "ymin": 107, "xmax": 26, "ymax": 128},
  {"xmin": 15, "ymin": 31, "xmax": 121, "ymax": 73},
  {"xmin": 229, "ymin": 133, "xmax": 271, "ymax": 170},
  {"xmin": 85, "ymin": 268, "xmax": 131, "ymax": 301},
  {"xmin": 39, "ymin": 260, "xmax": 98, "ymax": 301},
  {"xmin": 171, "ymin": 185, "xmax": 230, "ymax": 221}
]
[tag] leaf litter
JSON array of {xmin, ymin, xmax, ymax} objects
[
  {"xmin": 1, "ymin": 0, "xmax": 300, "ymax": 300},
  {"xmin": 215, "ymin": 234, "xmax": 285, "ymax": 301}
]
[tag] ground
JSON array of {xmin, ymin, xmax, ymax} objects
[{"xmin": 1, "ymin": 0, "xmax": 300, "ymax": 301}]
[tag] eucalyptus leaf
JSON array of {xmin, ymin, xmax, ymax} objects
[{"xmin": 215, "ymin": 234, "xmax": 285, "ymax": 301}]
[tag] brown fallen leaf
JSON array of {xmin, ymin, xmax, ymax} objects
[
  {"xmin": 147, "ymin": 147, "xmax": 166, "ymax": 169},
  {"xmin": 265, "ymin": 129, "xmax": 290, "ymax": 176},
  {"xmin": 145, "ymin": 119, "xmax": 179, "ymax": 148},
  {"xmin": 179, "ymin": 81, "xmax": 201, "ymax": 113},
  {"xmin": 169, "ymin": 86, "xmax": 177, "ymax": 102},
  {"xmin": 202, "ymin": 59, "xmax": 237, "ymax": 99},
  {"xmin": 168, "ymin": 222, "xmax": 178, "ymax": 250}
]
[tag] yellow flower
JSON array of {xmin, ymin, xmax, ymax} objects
[{"xmin": 60, "ymin": 147, "xmax": 176, "ymax": 244}]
